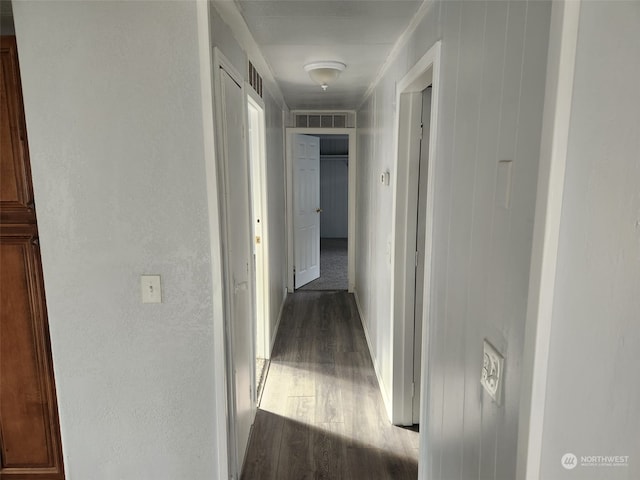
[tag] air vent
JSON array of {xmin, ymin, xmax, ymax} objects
[
  {"xmin": 291, "ymin": 113, "xmax": 352, "ymax": 128},
  {"xmin": 296, "ymin": 115, "xmax": 308, "ymax": 127},
  {"xmin": 248, "ymin": 61, "xmax": 263, "ymax": 97}
]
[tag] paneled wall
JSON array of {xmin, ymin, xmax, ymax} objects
[
  {"xmin": 355, "ymin": 1, "xmax": 552, "ymax": 479},
  {"xmin": 539, "ymin": 3, "xmax": 640, "ymax": 479}
]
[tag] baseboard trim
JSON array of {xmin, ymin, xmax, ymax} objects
[
  {"xmin": 268, "ymin": 290, "xmax": 288, "ymax": 358},
  {"xmin": 353, "ymin": 289, "xmax": 393, "ymax": 421}
]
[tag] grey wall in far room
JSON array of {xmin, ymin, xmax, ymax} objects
[
  {"xmin": 319, "ymin": 135, "xmax": 349, "ymax": 238},
  {"xmin": 320, "ymin": 157, "xmax": 348, "ymax": 238}
]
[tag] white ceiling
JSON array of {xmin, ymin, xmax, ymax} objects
[{"xmin": 235, "ymin": 0, "xmax": 424, "ymax": 110}]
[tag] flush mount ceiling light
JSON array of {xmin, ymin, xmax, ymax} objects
[{"xmin": 304, "ymin": 61, "xmax": 346, "ymax": 91}]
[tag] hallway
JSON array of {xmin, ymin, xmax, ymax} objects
[{"xmin": 241, "ymin": 291, "xmax": 419, "ymax": 479}]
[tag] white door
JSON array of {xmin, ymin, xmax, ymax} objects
[
  {"xmin": 220, "ymin": 67, "xmax": 254, "ymax": 471},
  {"xmin": 413, "ymin": 87, "xmax": 432, "ymax": 423},
  {"xmin": 293, "ymin": 134, "xmax": 320, "ymax": 289}
]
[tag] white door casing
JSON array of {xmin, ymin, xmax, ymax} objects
[
  {"xmin": 390, "ymin": 42, "xmax": 441, "ymax": 432},
  {"xmin": 293, "ymin": 134, "xmax": 321, "ymax": 289},
  {"xmin": 247, "ymin": 91, "xmax": 269, "ymax": 361},
  {"xmin": 219, "ymin": 64, "xmax": 255, "ymax": 474},
  {"xmin": 285, "ymin": 128, "xmax": 356, "ymax": 293},
  {"xmin": 412, "ymin": 87, "xmax": 432, "ymax": 423}
]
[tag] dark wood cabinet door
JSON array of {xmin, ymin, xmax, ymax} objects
[
  {"xmin": 0, "ymin": 227, "xmax": 64, "ymax": 479},
  {"xmin": 1, "ymin": 36, "xmax": 65, "ymax": 480},
  {"xmin": 1, "ymin": 37, "xmax": 35, "ymax": 224}
]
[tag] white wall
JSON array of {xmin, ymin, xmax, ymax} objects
[
  {"xmin": 320, "ymin": 157, "xmax": 349, "ymax": 238},
  {"xmin": 355, "ymin": 1, "xmax": 552, "ymax": 479},
  {"xmin": 263, "ymin": 88, "xmax": 288, "ymax": 347},
  {"xmin": 12, "ymin": 2, "xmax": 219, "ymax": 478},
  {"xmin": 539, "ymin": 2, "xmax": 640, "ymax": 479}
]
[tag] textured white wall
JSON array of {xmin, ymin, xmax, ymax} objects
[
  {"xmin": 12, "ymin": 2, "xmax": 219, "ymax": 478},
  {"xmin": 539, "ymin": 2, "xmax": 640, "ymax": 479},
  {"xmin": 355, "ymin": 1, "xmax": 552, "ymax": 479}
]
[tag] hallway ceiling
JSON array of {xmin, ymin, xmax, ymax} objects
[{"xmin": 235, "ymin": 0, "xmax": 425, "ymax": 110}]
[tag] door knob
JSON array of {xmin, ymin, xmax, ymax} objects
[{"xmin": 316, "ymin": 208, "xmax": 323, "ymax": 213}]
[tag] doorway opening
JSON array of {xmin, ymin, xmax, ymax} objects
[
  {"xmin": 297, "ymin": 134, "xmax": 349, "ymax": 291},
  {"xmin": 390, "ymin": 42, "xmax": 441, "ymax": 449},
  {"xmin": 285, "ymin": 128, "xmax": 356, "ymax": 294},
  {"xmin": 246, "ymin": 89, "xmax": 270, "ymax": 403}
]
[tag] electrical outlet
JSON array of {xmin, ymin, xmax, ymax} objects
[{"xmin": 481, "ymin": 339, "xmax": 504, "ymax": 405}]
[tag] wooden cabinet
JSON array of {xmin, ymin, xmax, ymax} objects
[
  {"xmin": 0, "ymin": 37, "xmax": 65, "ymax": 480},
  {"xmin": 0, "ymin": 37, "xmax": 35, "ymax": 225}
]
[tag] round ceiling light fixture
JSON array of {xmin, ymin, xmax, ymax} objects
[{"xmin": 304, "ymin": 61, "xmax": 346, "ymax": 91}]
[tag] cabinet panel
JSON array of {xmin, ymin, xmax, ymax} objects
[
  {"xmin": 1, "ymin": 35, "xmax": 64, "ymax": 479},
  {"xmin": 0, "ymin": 37, "xmax": 35, "ymax": 224},
  {"xmin": 0, "ymin": 227, "xmax": 64, "ymax": 479}
]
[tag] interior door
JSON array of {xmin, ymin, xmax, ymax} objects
[
  {"xmin": 220, "ymin": 66, "xmax": 254, "ymax": 473},
  {"xmin": 413, "ymin": 87, "xmax": 432, "ymax": 423},
  {"xmin": 0, "ymin": 36, "xmax": 65, "ymax": 479},
  {"xmin": 293, "ymin": 134, "xmax": 320, "ymax": 289}
]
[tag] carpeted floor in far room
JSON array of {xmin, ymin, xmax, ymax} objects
[{"xmin": 298, "ymin": 238, "xmax": 348, "ymax": 291}]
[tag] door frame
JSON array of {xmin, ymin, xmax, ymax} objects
[
  {"xmin": 285, "ymin": 128, "xmax": 356, "ymax": 292},
  {"xmin": 390, "ymin": 42, "xmax": 441, "ymax": 430},
  {"xmin": 210, "ymin": 46, "xmax": 256, "ymax": 479},
  {"xmin": 515, "ymin": 1, "xmax": 581, "ymax": 478},
  {"xmin": 246, "ymin": 86, "xmax": 270, "ymax": 362}
]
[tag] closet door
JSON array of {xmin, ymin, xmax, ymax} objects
[{"xmin": 0, "ymin": 36, "xmax": 65, "ymax": 480}]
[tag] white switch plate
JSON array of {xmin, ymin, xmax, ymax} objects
[
  {"xmin": 141, "ymin": 275, "xmax": 162, "ymax": 304},
  {"xmin": 481, "ymin": 339, "xmax": 504, "ymax": 405}
]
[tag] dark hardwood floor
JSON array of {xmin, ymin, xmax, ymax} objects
[{"xmin": 241, "ymin": 291, "xmax": 419, "ymax": 480}]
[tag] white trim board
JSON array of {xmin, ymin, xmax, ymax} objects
[
  {"xmin": 353, "ymin": 290, "xmax": 392, "ymax": 415},
  {"xmin": 197, "ymin": 4, "xmax": 230, "ymax": 478},
  {"xmin": 285, "ymin": 128, "xmax": 357, "ymax": 293},
  {"xmin": 269, "ymin": 289, "xmax": 288, "ymax": 357},
  {"xmin": 389, "ymin": 42, "xmax": 441, "ymax": 433},
  {"xmin": 516, "ymin": 1, "xmax": 581, "ymax": 479},
  {"xmin": 246, "ymin": 86, "xmax": 270, "ymax": 363},
  {"xmin": 211, "ymin": 46, "xmax": 258, "ymax": 479}
]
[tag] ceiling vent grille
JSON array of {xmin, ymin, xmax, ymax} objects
[
  {"xmin": 248, "ymin": 61, "xmax": 263, "ymax": 98},
  {"xmin": 294, "ymin": 113, "xmax": 350, "ymax": 128}
]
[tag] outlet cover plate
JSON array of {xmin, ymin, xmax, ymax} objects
[
  {"xmin": 141, "ymin": 274, "xmax": 162, "ymax": 304},
  {"xmin": 481, "ymin": 339, "xmax": 504, "ymax": 405}
]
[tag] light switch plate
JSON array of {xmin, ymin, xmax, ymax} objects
[
  {"xmin": 141, "ymin": 275, "xmax": 162, "ymax": 304},
  {"xmin": 481, "ymin": 339, "xmax": 504, "ymax": 405}
]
